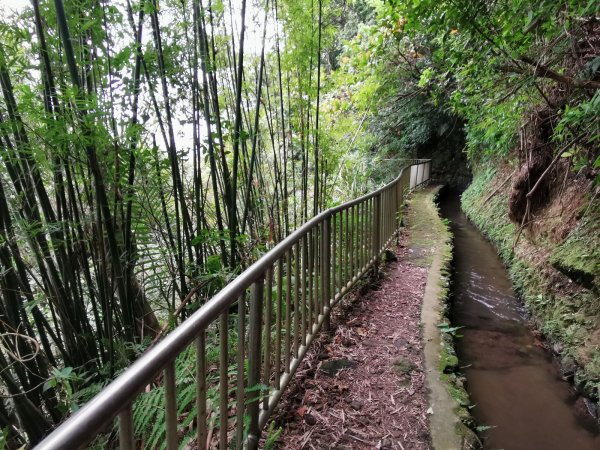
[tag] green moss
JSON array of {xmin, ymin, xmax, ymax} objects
[
  {"xmin": 549, "ymin": 214, "xmax": 600, "ymax": 290},
  {"xmin": 440, "ymin": 373, "xmax": 470, "ymax": 407},
  {"xmin": 393, "ymin": 357, "xmax": 418, "ymax": 375},
  {"xmin": 455, "ymin": 422, "xmax": 483, "ymax": 449}
]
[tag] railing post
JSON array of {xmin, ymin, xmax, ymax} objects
[
  {"xmin": 247, "ymin": 277, "xmax": 264, "ymax": 450},
  {"xmin": 372, "ymin": 193, "xmax": 381, "ymax": 277},
  {"xmin": 395, "ymin": 180, "xmax": 401, "ymax": 245},
  {"xmin": 165, "ymin": 362, "xmax": 177, "ymax": 450},
  {"xmin": 321, "ymin": 216, "xmax": 331, "ymax": 329},
  {"xmin": 118, "ymin": 405, "xmax": 134, "ymax": 450},
  {"xmin": 427, "ymin": 160, "xmax": 431, "ymax": 183}
]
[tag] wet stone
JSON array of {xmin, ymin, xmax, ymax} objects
[
  {"xmin": 320, "ymin": 358, "xmax": 357, "ymax": 377},
  {"xmin": 304, "ymin": 413, "xmax": 317, "ymax": 425},
  {"xmin": 394, "ymin": 338, "xmax": 409, "ymax": 349},
  {"xmin": 351, "ymin": 400, "xmax": 363, "ymax": 410},
  {"xmin": 384, "ymin": 249, "xmax": 398, "ymax": 261},
  {"xmin": 381, "ymin": 438, "xmax": 393, "ymax": 449},
  {"xmin": 560, "ymin": 356, "xmax": 577, "ymax": 377}
]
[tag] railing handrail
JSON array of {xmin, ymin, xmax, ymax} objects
[{"xmin": 35, "ymin": 159, "xmax": 432, "ymax": 450}]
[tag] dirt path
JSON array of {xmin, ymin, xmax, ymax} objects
[{"xmin": 272, "ymin": 231, "xmax": 431, "ymax": 450}]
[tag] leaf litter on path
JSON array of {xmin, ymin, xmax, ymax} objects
[{"xmin": 270, "ymin": 231, "xmax": 431, "ymax": 449}]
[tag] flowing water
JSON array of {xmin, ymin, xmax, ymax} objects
[{"xmin": 439, "ymin": 190, "xmax": 600, "ymax": 450}]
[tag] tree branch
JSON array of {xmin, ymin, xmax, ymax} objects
[{"xmin": 518, "ymin": 56, "xmax": 600, "ymax": 90}]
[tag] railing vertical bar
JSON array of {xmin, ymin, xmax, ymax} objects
[
  {"xmin": 332, "ymin": 213, "xmax": 337, "ymax": 295},
  {"xmin": 263, "ymin": 267, "xmax": 273, "ymax": 410},
  {"xmin": 382, "ymin": 190, "xmax": 385, "ymax": 244},
  {"xmin": 219, "ymin": 311, "xmax": 229, "ymax": 449},
  {"xmin": 323, "ymin": 216, "xmax": 331, "ymax": 329},
  {"xmin": 390, "ymin": 187, "xmax": 394, "ymax": 236},
  {"xmin": 385, "ymin": 189, "xmax": 389, "ymax": 242},
  {"xmin": 356, "ymin": 202, "xmax": 361, "ymax": 272},
  {"xmin": 275, "ymin": 258, "xmax": 283, "ymax": 389},
  {"xmin": 307, "ymin": 229, "xmax": 314, "ymax": 335},
  {"xmin": 365, "ymin": 199, "xmax": 370, "ymax": 264},
  {"xmin": 293, "ymin": 241, "xmax": 300, "ymax": 358},
  {"xmin": 356, "ymin": 204, "xmax": 360, "ymax": 276},
  {"xmin": 358, "ymin": 201, "xmax": 362, "ymax": 270},
  {"xmin": 301, "ymin": 234, "xmax": 307, "ymax": 346},
  {"xmin": 382, "ymin": 190, "xmax": 386, "ymax": 243},
  {"xmin": 196, "ymin": 332, "xmax": 207, "ymax": 450},
  {"xmin": 285, "ymin": 250, "xmax": 292, "ymax": 372},
  {"xmin": 118, "ymin": 404, "xmax": 133, "ymax": 450},
  {"xmin": 338, "ymin": 210, "xmax": 343, "ymax": 292},
  {"xmin": 390, "ymin": 187, "xmax": 393, "ymax": 237},
  {"xmin": 165, "ymin": 361, "xmax": 178, "ymax": 450},
  {"xmin": 369, "ymin": 197, "xmax": 373, "ymax": 260},
  {"xmin": 350, "ymin": 206, "xmax": 355, "ymax": 279},
  {"xmin": 386, "ymin": 189, "xmax": 390, "ymax": 241},
  {"xmin": 379, "ymin": 189, "xmax": 388, "ymax": 251},
  {"xmin": 236, "ymin": 294, "xmax": 246, "ymax": 449},
  {"xmin": 315, "ymin": 224, "xmax": 320, "ymax": 321},
  {"xmin": 373, "ymin": 193, "xmax": 381, "ymax": 274},
  {"xmin": 344, "ymin": 207, "xmax": 349, "ymax": 285},
  {"xmin": 396, "ymin": 178, "xmax": 401, "ymax": 240},
  {"xmin": 395, "ymin": 181, "xmax": 398, "ymax": 226},
  {"xmin": 313, "ymin": 224, "xmax": 320, "ymax": 322},
  {"xmin": 248, "ymin": 278, "xmax": 264, "ymax": 450},
  {"xmin": 361, "ymin": 200, "xmax": 366, "ymax": 270}
]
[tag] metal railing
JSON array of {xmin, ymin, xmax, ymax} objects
[{"xmin": 35, "ymin": 159, "xmax": 431, "ymax": 450}]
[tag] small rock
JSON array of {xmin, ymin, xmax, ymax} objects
[
  {"xmin": 552, "ymin": 342, "xmax": 564, "ymax": 354},
  {"xmin": 320, "ymin": 358, "xmax": 356, "ymax": 377},
  {"xmin": 304, "ymin": 413, "xmax": 317, "ymax": 425},
  {"xmin": 394, "ymin": 338, "xmax": 408, "ymax": 349},
  {"xmin": 381, "ymin": 438, "xmax": 392, "ymax": 449},
  {"xmin": 384, "ymin": 249, "xmax": 398, "ymax": 261},
  {"xmin": 583, "ymin": 397, "xmax": 598, "ymax": 419},
  {"xmin": 560, "ymin": 356, "xmax": 577, "ymax": 378},
  {"xmin": 426, "ymin": 407, "xmax": 434, "ymax": 415},
  {"xmin": 350, "ymin": 400, "xmax": 363, "ymax": 411},
  {"xmin": 341, "ymin": 338, "xmax": 354, "ymax": 347}
]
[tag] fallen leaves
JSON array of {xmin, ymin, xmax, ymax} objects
[{"xmin": 271, "ymin": 234, "xmax": 431, "ymax": 450}]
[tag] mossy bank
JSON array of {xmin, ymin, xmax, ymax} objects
[{"xmin": 461, "ymin": 165, "xmax": 600, "ymax": 409}]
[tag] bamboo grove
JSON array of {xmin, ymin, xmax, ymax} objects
[{"xmin": 0, "ymin": 0, "xmax": 334, "ymax": 445}]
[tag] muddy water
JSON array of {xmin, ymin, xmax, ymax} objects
[{"xmin": 439, "ymin": 191, "xmax": 600, "ymax": 450}]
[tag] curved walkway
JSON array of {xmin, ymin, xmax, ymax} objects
[{"xmin": 272, "ymin": 187, "xmax": 459, "ymax": 449}]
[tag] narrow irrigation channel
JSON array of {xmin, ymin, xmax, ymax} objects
[{"xmin": 439, "ymin": 191, "xmax": 599, "ymax": 450}]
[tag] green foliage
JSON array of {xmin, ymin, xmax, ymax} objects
[
  {"xmin": 0, "ymin": 428, "xmax": 8, "ymax": 450},
  {"xmin": 367, "ymin": 0, "xmax": 600, "ymax": 174},
  {"xmin": 131, "ymin": 346, "xmax": 202, "ymax": 449},
  {"xmin": 264, "ymin": 422, "xmax": 283, "ymax": 450},
  {"xmin": 42, "ymin": 367, "xmax": 82, "ymax": 414}
]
